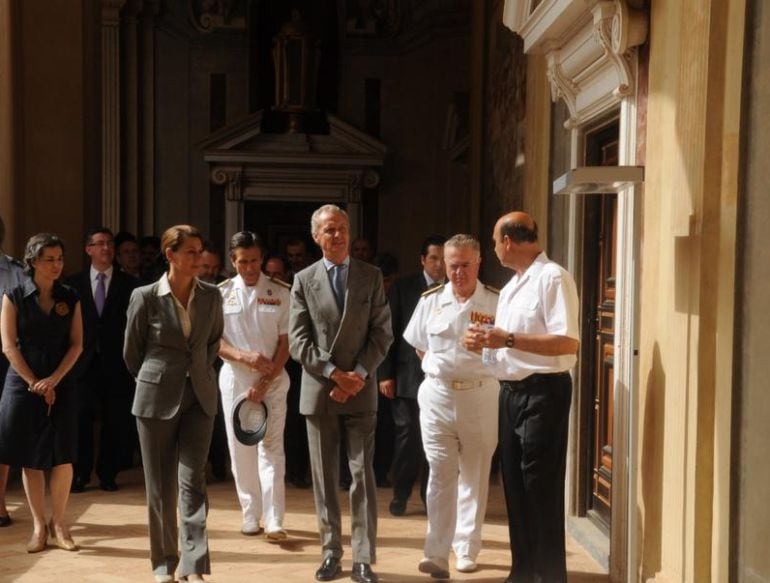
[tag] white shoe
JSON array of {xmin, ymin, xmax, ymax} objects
[
  {"xmin": 418, "ymin": 556, "xmax": 450, "ymax": 579},
  {"xmin": 240, "ymin": 521, "xmax": 263, "ymax": 536},
  {"xmin": 455, "ymin": 555, "xmax": 477, "ymax": 573},
  {"xmin": 265, "ymin": 528, "xmax": 287, "ymax": 542},
  {"xmin": 154, "ymin": 575, "xmax": 173, "ymax": 583}
]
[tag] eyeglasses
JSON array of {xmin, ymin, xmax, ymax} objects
[{"xmin": 87, "ymin": 240, "xmax": 114, "ymax": 248}]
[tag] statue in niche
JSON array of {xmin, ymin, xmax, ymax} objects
[{"xmin": 189, "ymin": 0, "xmax": 246, "ymax": 33}]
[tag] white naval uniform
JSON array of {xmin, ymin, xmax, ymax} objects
[
  {"xmin": 403, "ymin": 282, "xmax": 499, "ymax": 563},
  {"xmin": 219, "ymin": 274, "xmax": 290, "ymax": 532}
]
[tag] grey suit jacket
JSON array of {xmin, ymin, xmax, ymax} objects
[
  {"xmin": 289, "ymin": 258, "xmax": 393, "ymax": 416},
  {"xmin": 123, "ymin": 279, "xmax": 224, "ymax": 420}
]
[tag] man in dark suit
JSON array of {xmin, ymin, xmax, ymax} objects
[
  {"xmin": 377, "ymin": 235, "xmax": 446, "ymax": 516},
  {"xmin": 67, "ymin": 227, "xmax": 138, "ymax": 492},
  {"xmin": 289, "ymin": 204, "xmax": 392, "ymax": 583}
]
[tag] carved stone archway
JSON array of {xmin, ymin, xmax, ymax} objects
[{"xmin": 200, "ymin": 111, "xmax": 386, "ymax": 253}]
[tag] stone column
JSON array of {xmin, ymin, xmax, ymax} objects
[
  {"xmin": 0, "ymin": 0, "xmax": 18, "ymax": 253},
  {"xmin": 101, "ymin": 0, "xmax": 125, "ymax": 231},
  {"xmin": 141, "ymin": 0, "xmax": 159, "ymax": 235},
  {"xmin": 347, "ymin": 173, "xmax": 363, "ymax": 239},
  {"xmin": 123, "ymin": 0, "xmax": 141, "ymax": 234},
  {"xmin": 212, "ymin": 167, "xmax": 244, "ymax": 250}
]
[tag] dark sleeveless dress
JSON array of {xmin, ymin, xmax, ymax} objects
[{"xmin": 0, "ymin": 280, "xmax": 79, "ymax": 469}]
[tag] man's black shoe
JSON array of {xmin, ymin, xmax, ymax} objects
[
  {"xmin": 350, "ymin": 563, "xmax": 378, "ymax": 583},
  {"xmin": 0, "ymin": 514, "xmax": 11, "ymax": 527},
  {"xmin": 99, "ymin": 480, "xmax": 119, "ymax": 492},
  {"xmin": 70, "ymin": 477, "xmax": 87, "ymax": 493},
  {"xmin": 315, "ymin": 556, "xmax": 342, "ymax": 581},
  {"xmin": 389, "ymin": 497, "xmax": 407, "ymax": 516}
]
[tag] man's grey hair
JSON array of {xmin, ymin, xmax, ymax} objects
[
  {"xmin": 444, "ymin": 233, "xmax": 480, "ymax": 254},
  {"xmin": 311, "ymin": 204, "xmax": 348, "ymax": 236}
]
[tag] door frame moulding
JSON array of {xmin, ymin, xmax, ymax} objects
[{"xmin": 503, "ymin": 1, "xmax": 647, "ymax": 581}]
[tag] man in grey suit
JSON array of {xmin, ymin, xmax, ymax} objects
[{"xmin": 289, "ymin": 204, "xmax": 392, "ymax": 583}]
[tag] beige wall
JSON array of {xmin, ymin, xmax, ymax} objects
[
  {"xmin": 0, "ymin": 0, "xmax": 96, "ymax": 268},
  {"xmin": 153, "ymin": 3, "xmax": 249, "ymax": 239},
  {"xmin": 339, "ymin": 34, "xmax": 470, "ymax": 273},
  {"xmin": 636, "ymin": 0, "xmax": 744, "ymax": 581}
]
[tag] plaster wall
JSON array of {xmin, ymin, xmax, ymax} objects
[
  {"xmin": 636, "ymin": 0, "xmax": 743, "ymax": 581},
  {"xmin": 5, "ymin": 0, "xmax": 94, "ymax": 267},
  {"xmin": 153, "ymin": 2, "xmax": 248, "ymax": 238},
  {"xmin": 338, "ymin": 34, "xmax": 470, "ymax": 272}
]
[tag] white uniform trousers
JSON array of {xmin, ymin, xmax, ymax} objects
[
  {"xmin": 220, "ymin": 366, "xmax": 290, "ymax": 531},
  {"xmin": 418, "ymin": 376, "xmax": 499, "ymax": 561}
]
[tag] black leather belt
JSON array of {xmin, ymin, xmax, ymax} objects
[{"xmin": 500, "ymin": 372, "xmax": 570, "ymax": 391}]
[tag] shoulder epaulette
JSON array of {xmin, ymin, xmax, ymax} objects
[
  {"xmin": 268, "ymin": 276, "xmax": 291, "ymax": 289},
  {"xmin": 421, "ymin": 283, "xmax": 444, "ymax": 297},
  {"xmin": 484, "ymin": 284, "xmax": 500, "ymax": 294},
  {"xmin": 217, "ymin": 278, "xmax": 231, "ymax": 288}
]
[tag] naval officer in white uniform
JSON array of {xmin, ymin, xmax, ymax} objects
[
  {"xmin": 403, "ymin": 233, "xmax": 499, "ymax": 579},
  {"xmin": 218, "ymin": 231, "xmax": 291, "ymax": 540}
]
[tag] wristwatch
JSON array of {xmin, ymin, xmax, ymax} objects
[{"xmin": 505, "ymin": 333, "xmax": 516, "ymax": 348}]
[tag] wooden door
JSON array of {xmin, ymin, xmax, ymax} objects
[
  {"xmin": 590, "ymin": 191, "xmax": 616, "ymax": 527},
  {"xmin": 580, "ymin": 120, "xmax": 619, "ymax": 532}
]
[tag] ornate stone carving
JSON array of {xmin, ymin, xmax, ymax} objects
[
  {"xmin": 503, "ymin": 0, "xmax": 648, "ymax": 127},
  {"xmin": 592, "ymin": 0, "xmax": 640, "ymax": 98},
  {"xmin": 363, "ymin": 169, "xmax": 380, "ymax": 189},
  {"xmin": 348, "ymin": 173, "xmax": 363, "ymax": 203},
  {"xmin": 212, "ymin": 167, "xmax": 243, "ymax": 202},
  {"xmin": 102, "ymin": 0, "xmax": 126, "ymax": 25},
  {"xmin": 188, "ymin": 0, "xmax": 246, "ymax": 33},
  {"xmin": 546, "ymin": 53, "xmax": 579, "ymax": 122}
]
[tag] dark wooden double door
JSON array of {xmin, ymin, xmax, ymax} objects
[{"xmin": 581, "ymin": 119, "xmax": 619, "ymax": 531}]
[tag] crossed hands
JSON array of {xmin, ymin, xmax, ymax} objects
[
  {"xmin": 329, "ymin": 369, "xmax": 366, "ymax": 404},
  {"xmin": 28, "ymin": 376, "xmax": 58, "ymax": 407},
  {"xmin": 241, "ymin": 350, "xmax": 275, "ymax": 376}
]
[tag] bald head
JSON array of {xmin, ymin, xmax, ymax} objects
[
  {"xmin": 496, "ymin": 211, "xmax": 538, "ymax": 244},
  {"xmin": 493, "ymin": 210, "xmax": 541, "ymax": 273}
]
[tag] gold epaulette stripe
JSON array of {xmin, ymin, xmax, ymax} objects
[
  {"xmin": 421, "ymin": 283, "xmax": 445, "ymax": 297},
  {"xmin": 269, "ymin": 276, "xmax": 291, "ymax": 289}
]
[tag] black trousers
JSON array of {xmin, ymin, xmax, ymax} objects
[
  {"xmin": 390, "ymin": 396, "xmax": 427, "ymax": 502},
  {"xmin": 75, "ymin": 361, "xmax": 136, "ymax": 484},
  {"xmin": 499, "ymin": 373, "xmax": 572, "ymax": 583}
]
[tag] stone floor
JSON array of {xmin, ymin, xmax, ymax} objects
[{"xmin": 0, "ymin": 469, "xmax": 608, "ymax": 583}]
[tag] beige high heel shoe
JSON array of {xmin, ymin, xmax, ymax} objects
[
  {"xmin": 26, "ymin": 526, "xmax": 47, "ymax": 553},
  {"xmin": 48, "ymin": 521, "xmax": 78, "ymax": 551}
]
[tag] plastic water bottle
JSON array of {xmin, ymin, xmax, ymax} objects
[{"xmin": 480, "ymin": 323, "xmax": 497, "ymax": 365}]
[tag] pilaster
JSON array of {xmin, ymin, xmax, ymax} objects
[{"xmin": 101, "ymin": 0, "xmax": 126, "ymax": 231}]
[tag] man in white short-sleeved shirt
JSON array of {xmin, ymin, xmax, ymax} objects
[
  {"xmin": 218, "ymin": 231, "xmax": 291, "ymax": 541},
  {"xmin": 465, "ymin": 211, "xmax": 579, "ymax": 583},
  {"xmin": 403, "ymin": 234, "xmax": 499, "ymax": 579}
]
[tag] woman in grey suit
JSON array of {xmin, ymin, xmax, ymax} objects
[{"xmin": 123, "ymin": 225, "xmax": 224, "ymax": 583}]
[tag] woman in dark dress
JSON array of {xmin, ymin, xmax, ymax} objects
[{"xmin": 0, "ymin": 233, "xmax": 83, "ymax": 553}]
